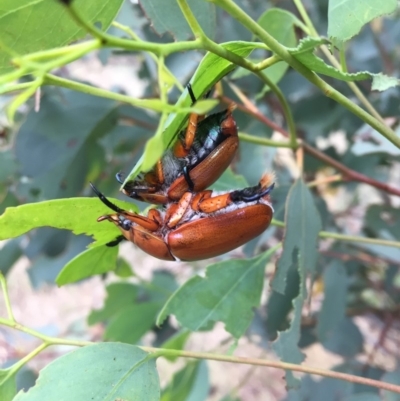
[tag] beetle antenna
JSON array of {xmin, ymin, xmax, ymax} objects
[
  {"xmin": 115, "ymin": 172, "xmax": 124, "ymax": 184},
  {"xmin": 90, "ymin": 183, "xmax": 124, "ymax": 214}
]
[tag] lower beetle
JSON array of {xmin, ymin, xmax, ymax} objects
[
  {"xmin": 118, "ymin": 84, "xmax": 238, "ymax": 205},
  {"xmin": 91, "ymin": 173, "xmax": 274, "ymax": 261}
]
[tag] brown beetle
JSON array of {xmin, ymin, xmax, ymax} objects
[{"xmin": 91, "ymin": 173, "xmax": 274, "ymax": 261}]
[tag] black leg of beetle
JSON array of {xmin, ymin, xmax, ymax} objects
[
  {"xmin": 187, "ymin": 83, "xmax": 197, "ymax": 105},
  {"xmin": 231, "ymin": 183, "xmax": 275, "ymax": 203},
  {"xmin": 90, "ymin": 183, "xmax": 125, "ymax": 214},
  {"xmin": 106, "ymin": 235, "xmax": 125, "ymax": 247},
  {"xmin": 183, "ymin": 165, "xmax": 195, "ymax": 191},
  {"xmin": 115, "ymin": 172, "xmax": 124, "ymax": 184},
  {"xmin": 241, "ymin": 183, "xmax": 275, "ymax": 202}
]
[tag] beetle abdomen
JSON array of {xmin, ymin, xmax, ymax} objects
[{"xmin": 167, "ymin": 204, "xmax": 273, "ymax": 261}]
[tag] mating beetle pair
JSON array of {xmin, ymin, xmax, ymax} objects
[{"xmin": 92, "ymin": 84, "xmax": 274, "ymax": 261}]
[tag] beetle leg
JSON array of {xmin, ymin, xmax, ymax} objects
[
  {"xmin": 187, "ymin": 83, "xmax": 196, "ymax": 104},
  {"xmin": 155, "ymin": 160, "xmax": 164, "ymax": 184},
  {"xmin": 196, "ymin": 193, "xmax": 233, "ymax": 213},
  {"xmin": 174, "ymin": 84, "xmax": 202, "ymax": 158},
  {"xmin": 230, "ymin": 172, "xmax": 275, "ymax": 202},
  {"xmin": 143, "ymin": 160, "xmax": 164, "ymax": 186},
  {"xmin": 119, "ymin": 211, "xmax": 160, "ymax": 231},
  {"xmin": 182, "ymin": 166, "xmax": 194, "ymax": 191},
  {"xmin": 191, "ymin": 190, "xmax": 212, "ymax": 212},
  {"xmin": 91, "ymin": 183, "xmax": 161, "ymax": 231},
  {"xmin": 165, "ymin": 192, "xmax": 193, "ymax": 228}
]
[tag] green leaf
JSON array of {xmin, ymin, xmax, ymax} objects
[
  {"xmin": 141, "ymin": 135, "xmax": 165, "ymax": 173},
  {"xmin": 114, "ymin": 257, "xmax": 133, "ymax": 278},
  {"xmin": 210, "ymin": 168, "xmax": 248, "ymax": 191},
  {"xmin": 0, "ymin": 369, "xmax": 16, "ymax": 401},
  {"xmin": 257, "ymin": 8, "xmax": 301, "ymax": 92},
  {"xmin": 272, "ymin": 254, "xmax": 304, "ymax": 389},
  {"xmin": 265, "ymin": 263, "xmax": 300, "ymax": 339},
  {"xmin": 234, "ymin": 8, "xmax": 305, "ymax": 87},
  {"xmin": 56, "ymin": 245, "xmax": 119, "ymax": 285},
  {"xmin": 289, "ymin": 38, "xmax": 365, "ymax": 80},
  {"xmin": 88, "ymin": 275, "xmax": 174, "ymax": 344},
  {"xmin": 15, "ymin": 90, "xmax": 119, "ymax": 200},
  {"xmin": 271, "ymin": 179, "xmax": 321, "ymax": 388},
  {"xmin": 258, "ymin": 9, "xmax": 303, "ymax": 47},
  {"xmin": 124, "ymin": 41, "xmax": 265, "ymax": 182},
  {"xmin": 161, "ymin": 360, "xmax": 209, "ymax": 401},
  {"xmin": 0, "ymin": 0, "xmax": 124, "ymax": 73},
  {"xmin": 327, "ymin": 0, "xmax": 397, "ymax": 42},
  {"xmin": 317, "ymin": 261, "xmax": 348, "ymax": 342},
  {"xmin": 0, "ymin": 197, "xmax": 137, "ymax": 246},
  {"xmin": 157, "ymin": 249, "xmax": 277, "ymax": 338},
  {"xmin": 105, "ymin": 302, "xmax": 161, "ymax": 344},
  {"xmin": 272, "ymin": 178, "xmax": 322, "ymax": 294},
  {"xmin": 287, "ymin": 37, "xmax": 399, "ymax": 90},
  {"xmin": 139, "ymin": 0, "xmax": 215, "ymax": 41},
  {"xmin": 13, "ymin": 343, "xmax": 159, "ymax": 401},
  {"xmin": 256, "ymin": 8, "xmax": 304, "ymax": 90},
  {"xmin": 371, "ymin": 74, "xmax": 400, "ymax": 91},
  {"xmin": 88, "ymin": 282, "xmax": 139, "ymax": 325},
  {"xmin": 322, "ymin": 318, "xmax": 363, "ymax": 357}
]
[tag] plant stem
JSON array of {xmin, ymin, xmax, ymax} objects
[
  {"xmin": 112, "ymin": 21, "xmax": 185, "ymax": 92},
  {"xmin": 0, "ymin": 273, "xmax": 15, "ymax": 322},
  {"xmin": 212, "ymin": 0, "xmax": 399, "ymax": 148},
  {"xmin": 44, "ymin": 74, "xmax": 196, "ymax": 114},
  {"xmin": 61, "ymin": 0, "xmax": 201, "ymax": 56},
  {"xmin": 0, "ymin": 316, "xmax": 92, "ymax": 346},
  {"xmin": 178, "ymin": 0, "xmax": 299, "ymax": 149},
  {"xmin": 0, "ymin": 82, "xmax": 37, "ymax": 95},
  {"xmin": 177, "ymin": 0, "xmax": 262, "ymax": 72},
  {"xmin": 307, "ymin": 174, "xmax": 343, "ymax": 187},
  {"xmin": 5, "ymin": 343, "xmax": 49, "ymax": 380},
  {"xmin": 254, "ymin": 71, "xmax": 298, "ymax": 148},
  {"xmin": 255, "ymin": 54, "xmax": 281, "ymax": 71},
  {"xmin": 221, "ymin": 95, "xmax": 400, "ymax": 197},
  {"xmin": 239, "ymin": 133, "xmax": 294, "ymax": 148},
  {"xmin": 7, "ymin": 76, "xmax": 44, "ymax": 121},
  {"xmin": 271, "ymin": 219, "xmax": 400, "ymax": 248},
  {"xmin": 141, "ymin": 346, "xmax": 400, "ymax": 394},
  {"xmin": 292, "ymin": 0, "xmax": 385, "ymax": 124}
]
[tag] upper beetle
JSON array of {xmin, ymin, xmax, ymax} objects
[
  {"xmin": 91, "ymin": 173, "xmax": 274, "ymax": 261},
  {"xmin": 118, "ymin": 84, "xmax": 238, "ymax": 205}
]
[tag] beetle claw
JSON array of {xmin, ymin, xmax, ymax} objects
[{"xmin": 115, "ymin": 172, "xmax": 125, "ymax": 184}]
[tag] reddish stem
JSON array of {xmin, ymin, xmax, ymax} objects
[{"xmin": 222, "ymin": 96, "xmax": 400, "ymax": 197}]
